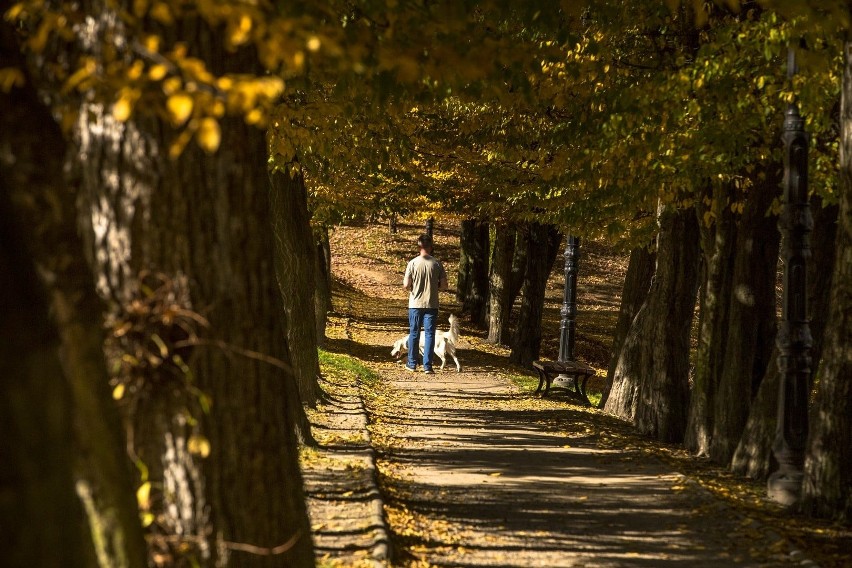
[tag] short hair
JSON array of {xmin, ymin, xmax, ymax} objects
[{"xmin": 418, "ymin": 233, "xmax": 433, "ymax": 249}]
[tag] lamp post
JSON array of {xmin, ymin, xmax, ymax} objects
[
  {"xmin": 768, "ymin": 48, "xmax": 813, "ymax": 507},
  {"xmin": 425, "ymin": 217, "xmax": 434, "ymax": 239},
  {"xmin": 559, "ymin": 236, "xmax": 581, "ymax": 364}
]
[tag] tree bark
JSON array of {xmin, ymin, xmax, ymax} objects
[
  {"xmin": 685, "ymin": 183, "xmax": 737, "ymax": 455},
  {"xmin": 487, "ymin": 223, "xmax": 516, "ymax": 344},
  {"xmin": 65, "ymin": 5, "xmax": 314, "ymax": 565},
  {"xmin": 270, "ymin": 166, "xmax": 323, "ymax": 408},
  {"xmin": 509, "ymin": 225, "xmax": 528, "ymax": 306},
  {"xmin": 315, "ymin": 224, "xmax": 333, "ymax": 346},
  {"xmin": 709, "ymin": 172, "xmax": 782, "ymax": 465},
  {"xmin": 1, "ymin": 28, "xmax": 147, "ymax": 567},
  {"xmin": 457, "ymin": 218, "xmax": 490, "ymax": 325},
  {"xmin": 599, "ymin": 244, "xmax": 655, "ymax": 408},
  {"xmin": 732, "ymin": 200, "xmax": 838, "ymax": 479},
  {"xmin": 604, "ymin": 204, "xmax": 701, "ymax": 443},
  {"xmin": 801, "ymin": 39, "xmax": 852, "ymax": 520},
  {"xmin": 509, "ymin": 223, "xmax": 562, "ymax": 367}
]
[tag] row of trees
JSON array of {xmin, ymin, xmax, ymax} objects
[{"xmin": 2, "ymin": 1, "xmax": 850, "ymax": 567}]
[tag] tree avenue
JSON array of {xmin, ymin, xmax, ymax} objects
[{"xmin": 2, "ymin": 0, "xmax": 851, "ymax": 565}]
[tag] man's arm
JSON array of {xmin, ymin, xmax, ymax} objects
[{"xmin": 403, "ymin": 263, "xmax": 412, "ymax": 290}]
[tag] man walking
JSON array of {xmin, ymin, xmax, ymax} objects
[{"xmin": 403, "ymin": 233, "xmax": 448, "ymax": 374}]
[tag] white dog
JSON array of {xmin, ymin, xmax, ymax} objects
[{"xmin": 391, "ymin": 313, "xmax": 461, "ymax": 372}]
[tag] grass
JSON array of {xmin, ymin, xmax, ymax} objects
[{"xmin": 318, "ymin": 348, "xmax": 382, "ymax": 388}]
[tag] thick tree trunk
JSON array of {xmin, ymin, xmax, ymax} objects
[
  {"xmin": 509, "ymin": 223, "xmax": 562, "ymax": 367},
  {"xmin": 709, "ymin": 172, "xmax": 781, "ymax": 465},
  {"xmin": 801, "ymin": 40, "xmax": 852, "ymax": 520},
  {"xmin": 1, "ymin": 32, "xmax": 147, "ymax": 568},
  {"xmin": 487, "ymin": 223, "xmax": 516, "ymax": 344},
  {"xmin": 604, "ymin": 204, "xmax": 701, "ymax": 443},
  {"xmin": 67, "ymin": 6, "xmax": 314, "ymax": 565},
  {"xmin": 457, "ymin": 218, "xmax": 490, "ymax": 325},
  {"xmin": 685, "ymin": 183, "xmax": 737, "ymax": 455},
  {"xmin": 732, "ymin": 200, "xmax": 838, "ymax": 479},
  {"xmin": 599, "ymin": 245, "xmax": 655, "ymax": 408},
  {"xmin": 0, "ymin": 190, "xmax": 89, "ymax": 568},
  {"xmin": 270, "ymin": 167, "xmax": 323, "ymax": 408}
]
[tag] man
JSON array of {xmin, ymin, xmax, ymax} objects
[{"xmin": 403, "ymin": 233, "xmax": 448, "ymax": 374}]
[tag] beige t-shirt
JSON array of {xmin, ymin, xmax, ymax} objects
[{"xmin": 404, "ymin": 255, "xmax": 446, "ymax": 309}]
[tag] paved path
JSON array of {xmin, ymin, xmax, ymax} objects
[{"xmin": 354, "ymin": 328, "xmax": 815, "ymax": 567}]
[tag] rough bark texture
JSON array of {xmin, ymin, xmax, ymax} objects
[
  {"xmin": 457, "ymin": 218, "xmax": 490, "ymax": 326},
  {"xmin": 604, "ymin": 205, "xmax": 701, "ymax": 443},
  {"xmin": 270, "ymin": 167, "xmax": 323, "ymax": 408},
  {"xmin": 709, "ymin": 172, "xmax": 781, "ymax": 465},
  {"xmin": 1, "ymin": 30, "xmax": 147, "ymax": 568},
  {"xmin": 66, "ymin": 6, "xmax": 314, "ymax": 565},
  {"xmin": 685, "ymin": 184, "xmax": 737, "ymax": 455},
  {"xmin": 509, "ymin": 225, "xmax": 528, "ymax": 306},
  {"xmin": 732, "ymin": 200, "xmax": 837, "ymax": 479},
  {"xmin": 487, "ymin": 223, "xmax": 516, "ymax": 345},
  {"xmin": 509, "ymin": 223, "xmax": 562, "ymax": 367},
  {"xmin": 801, "ymin": 40, "xmax": 852, "ymax": 520},
  {"xmin": 599, "ymin": 245, "xmax": 655, "ymax": 408}
]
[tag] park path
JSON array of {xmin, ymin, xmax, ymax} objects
[{"xmin": 343, "ymin": 315, "xmax": 813, "ymax": 568}]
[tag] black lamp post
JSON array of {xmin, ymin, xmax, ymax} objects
[
  {"xmin": 768, "ymin": 48, "xmax": 813, "ymax": 507},
  {"xmin": 559, "ymin": 236, "xmax": 580, "ymax": 363}
]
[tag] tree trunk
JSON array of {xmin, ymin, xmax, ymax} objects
[
  {"xmin": 1, "ymin": 31, "xmax": 147, "ymax": 567},
  {"xmin": 0, "ymin": 190, "xmax": 89, "ymax": 568},
  {"xmin": 270, "ymin": 167, "xmax": 323, "ymax": 408},
  {"xmin": 604, "ymin": 204, "xmax": 701, "ymax": 443},
  {"xmin": 685, "ymin": 183, "xmax": 737, "ymax": 455},
  {"xmin": 599, "ymin": 244, "xmax": 655, "ymax": 408},
  {"xmin": 801, "ymin": 39, "xmax": 852, "ymax": 520},
  {"xmin": 732, "ymin": 200, "xmax": 838, "ymax": 479},
  {"xmin": 509, "ymin": 223, "xmax": 562, "ymax": 367},
  {"xmin": 66, "ymin": 6, "xmax": 314, "ymax": 565},
  {"xmin": 457, "ymin": 218, "xmax": 490, "ymax": 325},
  {"xmin": 487, "ymin": 223, "xmax": 516, "ymax": 344},
  {"xmin": 709, "ymin": 172, "xmax": 782, "ymax": 465},
  {"xmin": 315, "ymin": 225, "xmax": 333, "ymax": 346},
  {"xmin": 509, "ymin": 225, "xmax": 528, "ymax": 306}
]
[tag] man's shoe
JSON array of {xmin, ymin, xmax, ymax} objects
[
  {"xmin": 405, "ymin": 365, "xmax": 416, "ymax": 372},
  {"xmin": 424, "ymin": 368, "xmax": 434, "ymax": 374}
]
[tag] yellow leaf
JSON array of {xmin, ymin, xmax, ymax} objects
[
  {"xmin": 307, "ymin": 36, "xmax": 321, "ymax": 52},
  {"xmin": 196, "ymin": 118, "xmax": 221, "ymax": 153},
  {"xmin": 150, "ymin": 2, "xmax": 172, "ymax": 24},
  {"xmin": 113, "ymin": 97, "xmax": 132, "ymax": 121},
  {"xmin": 187, "ymin": 435, "xmax": 211, "ymax": 457},
  {"xmin": 112, "ymin": 383, "xmax": 126, "ymax": 400},
  {"xmin": 0, "ymin": 67, "xmax": 26, "ymax": 92},
  {"xmin": 167, "ymin": 92, "xmax": 194, "ymax": 125},
  {"xmin": 148, "ymin": 64, "xmax": 168, "ymax": 81},
  {"xmin": 229, "ymin": 14, "xmax": 252, "ymax": 46},
  {"xmin": 127, "ymin": 60, "xmax": 144, "ymax": 80},
  {"xmin": 136, "ymin": 481, "xmax": 151, "ymax": 509},
  {"xmin": 140, "ymin": 513, "xmax": 155, "ymax": 527},
  {"xmin": 488, "ymin": 472, "xmax": 501, "ymax": 477},
  {"xmin": 245, "ymin": 108, "xmax": 263, "ymax": 125}
]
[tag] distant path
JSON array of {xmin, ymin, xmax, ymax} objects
[{"xmin": 344, "ymin": 317, "xmax": 807, "ymax": 568}]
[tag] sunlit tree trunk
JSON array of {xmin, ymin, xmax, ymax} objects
[
  {"xmin": 733, "ymin": 200, "xmax": 837, "ymax": 479},
  {"xmin": 487, "ymin": 223, "xmax": 516, "ymax": 344},
  {"xmin": 64, "ymin": 4, "xmax": 314, "ymax": 565},
  {"xmin": 509, "ymin": 223, "xmax": 562, "ymax": 367},
  {"xmin": 605, "ymin": 204, "xmax": 700, "ymax": 443},
  {"xmin": 1, "ymin": 31, "xmax": 146, "ymax": 567},
  {"xmin": 709, "ymin": 171, "xmax": 781, "ymax": 465},
  {"xmin": 801, "ymin": 40, "xmax": 852, "ymax": 520},
  {"xmin": 599, "ymin": 244, "xmax": 655, "ymax": 408}
]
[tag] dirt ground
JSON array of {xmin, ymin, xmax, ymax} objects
[{"xmin": 302, "ymin": 219, "xmax": 851, "ymax": 568}]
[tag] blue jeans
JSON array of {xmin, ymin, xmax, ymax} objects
[{"xmin": 407, "ymin": 308, "xmax": 438, "ymax": 371}]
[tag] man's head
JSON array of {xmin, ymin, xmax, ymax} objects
[{"xmin": 417, "ymin": 233, "xmax": 433, "ymax": 253}]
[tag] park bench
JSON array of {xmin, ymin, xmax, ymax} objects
[{"xmin": 532, "ymin": 360, "xmax": 597, "ymax": 406}]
